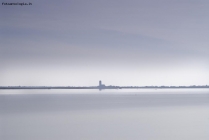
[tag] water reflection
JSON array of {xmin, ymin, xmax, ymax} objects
[{"xmin": 1, "ymin": 90, "xmax": 209, "ymax": 140}]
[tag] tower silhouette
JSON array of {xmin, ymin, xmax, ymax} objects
[{"xmin": 99, "ymin": 80, "xmax": 102, "ymax": 87}]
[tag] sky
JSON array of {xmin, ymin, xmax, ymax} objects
[{"xmin": 0, "ymin": 0, "xmax": 209, "ymax": 86}]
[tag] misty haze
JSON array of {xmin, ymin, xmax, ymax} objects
[{"xmin": 1, "ymin": 0, "xmax": 209, "ymax": 140}]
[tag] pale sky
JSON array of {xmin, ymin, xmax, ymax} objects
[{"xmin": 0, "ymin": 0, "xmax": 209, "ymax": 86}]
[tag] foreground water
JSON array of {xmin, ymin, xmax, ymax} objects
[{"xmin": 0, "ymin": 89, "xmax": 209, "ymax": 140}]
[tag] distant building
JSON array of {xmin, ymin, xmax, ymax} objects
[
  {"xmin": 99, "ymin": 80, "xmax": 105, "ymax": 90},
  {"xmin": 99, "ymin": 80, "xmax": 102, "ymax": 87}
]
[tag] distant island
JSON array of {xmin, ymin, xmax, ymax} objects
[{"xmin": 0, "ymin": 81, "xmax": 209, "ymax": 90}]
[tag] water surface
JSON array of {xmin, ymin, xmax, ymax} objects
[{"xmin": 1, "ymin": 89, "xmax": 209, "ymax": 140}]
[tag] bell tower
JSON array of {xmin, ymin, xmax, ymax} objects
[{"xmin": 99, "ymin": 80, "xmax": 102, "ymax": 87}]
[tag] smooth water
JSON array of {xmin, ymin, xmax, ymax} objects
[{"xmin": 1, "ymin": 89, "xmax": 209, "ymax": 140}]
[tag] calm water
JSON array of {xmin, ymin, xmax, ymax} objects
[{"xmin": 1, "ymin": 89, "xmax": 209, "ymax": 140}]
